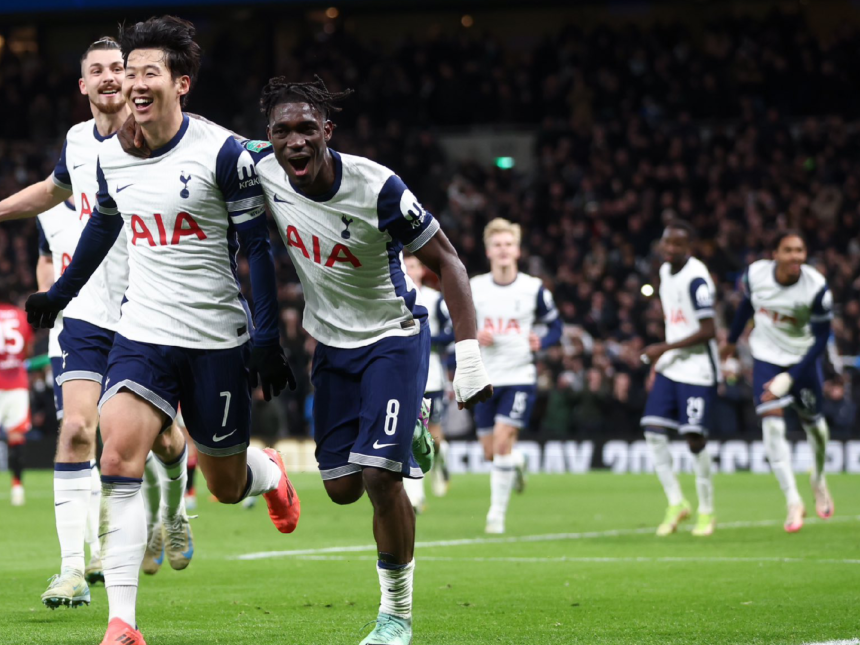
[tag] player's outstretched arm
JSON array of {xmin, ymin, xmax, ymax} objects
[
  {"xmin": 721, "ymin": 296, "xmax": 755, "ymax": 361},
  {"xmin": 644, "ymin": 317, "xmax": 716, "ymax": 364},
  {"xmin": 414, "ymin": 229, "xmax": 493, "ymax": 409},
  {"xmin": 0, "ymin": 176, "xmax": 70, "ymax": 223}
]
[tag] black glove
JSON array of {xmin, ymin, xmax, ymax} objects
[
  {"xmin": 248, "ymin": 344, "xmax": 296, "ymax": 401},
  {"xmin": 25, "ymin": 292, "xmax": 65, "ymax": 329}
]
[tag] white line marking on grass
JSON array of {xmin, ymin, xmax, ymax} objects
[
  {"xmin": 232, "ymin": 515, "xmax": 859, "ymax": 561},
  {"xmin": 288, "ymin": 555, "xmax": 860, "ymax": 565},
  {"xmin": 803, "ymin": 641, "xmax": 860, "ymax": 645}
]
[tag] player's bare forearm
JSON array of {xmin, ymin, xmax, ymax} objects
[
  {"xmin": 36, "ymin": 256, "xmax": 55, "ymax": 292},
  {"xmin": 0, "ymin": 177, "xmax": 69, "ymax": 222},
  {"xmin": 414, "ymin": 230, "xmax": 476, "ymax": 342}
]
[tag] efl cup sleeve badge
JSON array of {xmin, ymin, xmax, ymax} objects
[
  {"xmin": 399, "ymin": 188, "xmax": 426, "ymax": 229},
  {"xmin": 244, "ymin": 140, "xmax": 272, "ymax": 153}
]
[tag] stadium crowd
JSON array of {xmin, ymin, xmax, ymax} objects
[{"xmin": 2, "ymin": 9, "xmax": 860, "ymax": 440}]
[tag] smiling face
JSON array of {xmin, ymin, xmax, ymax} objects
[
  {"xmin": 774, "ymin": 234, "xmax": 807, "ymax": 282},
  {"xmin": 123, "ymin": 48, "xmax": 189, "ymax": 126},
  {"xmin": 79, "ymin": 48, "xmax": 126, "ymax": 115},
  {"xmin": 267, "ymin": 101, "xmax": 334, "ymax": 192}
]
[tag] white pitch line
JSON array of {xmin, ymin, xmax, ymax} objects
[
  {"xmin": 232, "ymin": 515, "xmax": 860, "ymax": 561},
  {"xmin": 289, "ymin": 555, "xmax": 860, "ymax": 565},
  {"xmin": 804, "ymin": 641, "xmax": 860, "ymax": 645}
]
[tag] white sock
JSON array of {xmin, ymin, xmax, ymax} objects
[
  {"xmin": 377, "ymin": 560, "xmax": 415, "ymax": 619},
  {"xmin": 54, "ymin": 462, "xmax": 92, "ymax": 574},
  {"xmin": 101, "ymin": 477, "xmax": 146, "ymax": 627},
  {"xmin": 402, "ymin": 477, "xmax": 426, "ymax": 510},
  {"xmin": 244, "ymin": 448, "xmax": 282, "ymax": 498},
  {"xmin": 489, "ymin": 453, "xmax": 515, "ymax": 520},
  {"xmin": 801, "ymin": 417, "xmax": 829, "ymax": 485},
  {"xmin": 645, "ymin": 431, "xmax": 684, "ymax": 506},
  {"xmin": 86, "ymin": 461, "xmax": 102, "ymax": 560},
  {"xmin": 156, "ymin": 445, "xmax": 188, "ymax": 520},
  {"xmin": 762, "ymin": 416, "xmax": 801, "ymax": 506},
  {"xmin": 693, "ymin": 449, "xmax": 714, "ymax": 515},
  {"xmin": 142, "ymin": 453, "xmax": 161, "ymax": 536}
]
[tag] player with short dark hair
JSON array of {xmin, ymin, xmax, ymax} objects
[
  {"xmin": 641, "ymin": 221, "xmax": 719, "ymax": 537},
  {"xmin": 722, "ymin": 231, "xmax": 834, "ymax": 532},
  {"xmin": 1, "ymin": 34, "xmax": 193, "ymax": 611},
  {"xmin": 26, "ymin": 17, "xmax": 300, "ymax": 644}
]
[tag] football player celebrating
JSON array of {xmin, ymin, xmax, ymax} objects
[
  {"xmin": 722, "ymin": 231, "xmax": 833, "ymax": 532},
  {"xmin": 25, "ymin": 18, "xmax": 300, "ymax": 644},
  {"xmin": 470, "ymin": 218, "xmax": 562, "ymax": 535}
]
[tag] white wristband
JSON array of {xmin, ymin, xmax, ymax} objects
[
  {"xmin": 452, "ymin": 339, "xmax": 490, "ymax": 404},
  {"xmin": 768, "ymin": 372, "xmax": 793, "ymax": 398}
]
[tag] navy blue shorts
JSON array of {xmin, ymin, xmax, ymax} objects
[
  {"xmin": 753, "ymin": 359, "xmax": 823, "ymax": 421},
  {"xmin": 426, "ymin": 390, "xmax": 445, "ymax": 425},
  {"xmin": 57, "ymin": 318, "xmax": 115, "ymax": 386},
  {"xmin": 51, "ymin": 357, "xmax": 64, "ymax": 421},
  {"xmin": 99, "ymin": 334, "xmax": 252, "ymax": 457},
  {"xmin": 642, "ymin": 373, "xmax": 716, "ymax": 435},
  {"xmin": 474, "ymin": 384, "xmax": 537, "ymax": 436},
  {"xmin": 311, "ymin": 324, "xmax": 429, "ymax": 481}
]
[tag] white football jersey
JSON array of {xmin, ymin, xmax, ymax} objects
[
  {"xmin": 36, "ymin": 201, "xmax": 80, "ymax": 358},
  {"xmin": 94, "ymin": 116, "xmax": 267, "ymax": 349},
  {"xmin": 422, "ymin": 285, "xmax": 450, "ymax": 393},
  {"xmin": 471, "ymin": 272, "xmax": 557, "ymax": 387},
  {"xmin": 52, "ymin": 119, "xmax": 129, "ymax": 332},
  {"xmin": 744, "ymin": 259, "xmax": 832, "ymax": 367},
  {"xmin": 249, "ymin": 145, "xmax": 440, "ymax": 349},
  {"xmin": 655, "ymin": 257, "xmax": 720, "ymax": 386}
]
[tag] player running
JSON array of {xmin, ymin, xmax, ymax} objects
[
  {"xmin": 722, "ymin": 231, "xmax": 833, "ymax": 533},
  {"xmin": 0, "ymin": 291, "xmax": 34, "ymax": 507},
  {"xmin": 640, "ymin": 221, "xmax": 719, "ymax": 537},
  {"xmin": 36, "ymin": 198, "xmax": 104, "ymax": 581},
  {"xmin": 244, "ymin": 76, "xmax": 492, "ymax": 645},
  {"xmin": 470, "ymin": 218, "xmax": 562, "ymax": 535},
  {"xmin": 25, "ymin": 18, "xmax": 300, "ymax": 644},
  {"xmin": 403, "ymin": 253, "xmax": 454, "ymax": 511},
  {"xmin": 1, "ymin": 36, "xmax": 193, "ymax": 610}
]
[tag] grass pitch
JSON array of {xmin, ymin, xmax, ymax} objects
[{"xmin": 0, "ymin": 471, "xmax": 858, "ymax": 644}]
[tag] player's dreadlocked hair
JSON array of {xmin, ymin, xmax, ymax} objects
[
  {"xmin": 259, "ymin": 75, "xmax": 354, "ymax": 121},
  {"xmin": 119, "ymin": 16, "xmax": 201, "ymax": 107}
]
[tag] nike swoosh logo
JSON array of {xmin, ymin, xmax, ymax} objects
[
  {"xmin": 54, "ymin": 501, "xmax": 71, "ymax": 507},
  {"xmin": 212, "ymin": 428, "xmax": 238, "ymax": 442},
  {"xmin": 180, "ymin": 528, "xmax": 194, "ymax": 560},
  {"xmin": 98, "ymin": 528, "xmax": 119, "ymax": 539},
  {"xmin": 273, "ymin": 194, "xmax": 292, "ymax": 204},
  {"xmin": 116, "ymin": 184, "xmax": 133, "ymax": 192},
  {"xmin": 373, "ymin": 440, "xmax": 398, "ymax": 449},
  {"xmin": 72, "ymin": 164, "xmax": 85, "ymax": 170}
]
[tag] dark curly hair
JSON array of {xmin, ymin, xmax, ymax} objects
[
  {"xmin": 259, "ymin": 75, "xmax": 354, "ymax": 122},
  {"xmin": 119, "ymin": 16, "xmax": 201, "ymax": 107}
]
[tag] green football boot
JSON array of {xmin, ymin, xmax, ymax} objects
[
  {"xmin": 411, "ymin": 398, "xmax": 434, "ymax": 474},
  {"xmin": 691, "ymin": 513, "xmax": 716, "ymax": 537},
  {"xmin": 655, "ymin": 499, "xmax": 692, "ymax": 536},
  {"xmin": 360, "ymin": 613, "xmax": 412, "ymax": 645}
]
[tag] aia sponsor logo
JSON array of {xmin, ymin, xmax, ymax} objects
[{"xmin": 285, "ymin": 225, "xmax": 361, "ymax": 268}]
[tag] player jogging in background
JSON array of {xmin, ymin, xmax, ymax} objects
[
  {"xmin": 36, "ymin": 197, "xmax": 104, "ymax": 582},
  {"xmin": 25, "ymin": 18, "xmax": 300, "ymax": 645},
  {"xmin": 246, "ymin": 76, "xmax": 492, "ymax": 645},
  {"xmin": 0, "ymin": 36, "xmax": 191, "ymax": 611},
  {"xmin": 0, "ymin": 290, "xmax": 34, "ymax": 507},
  {"xmin": 721, "ymin": 231, "xmax": 833, "ymax": 533},
  {"xmin": 403, "ymin": 253, "xmax": 454, "ymax": 511},
  {"xmin": 470, "ymin": 218, "xmax": 562, "ymax": 535},
  {"xmin": 640, "ymin": 221, "xmax": 719, "ymax": 538}
]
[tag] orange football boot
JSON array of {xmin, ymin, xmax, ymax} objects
[{"xmin": 262, "ymin": 448, "xmax": 301, "ymax": 533}]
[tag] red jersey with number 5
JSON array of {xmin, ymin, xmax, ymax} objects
[{"xmin": 0, "ymin": 304, "xmax": 33, "ymax": 390}]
